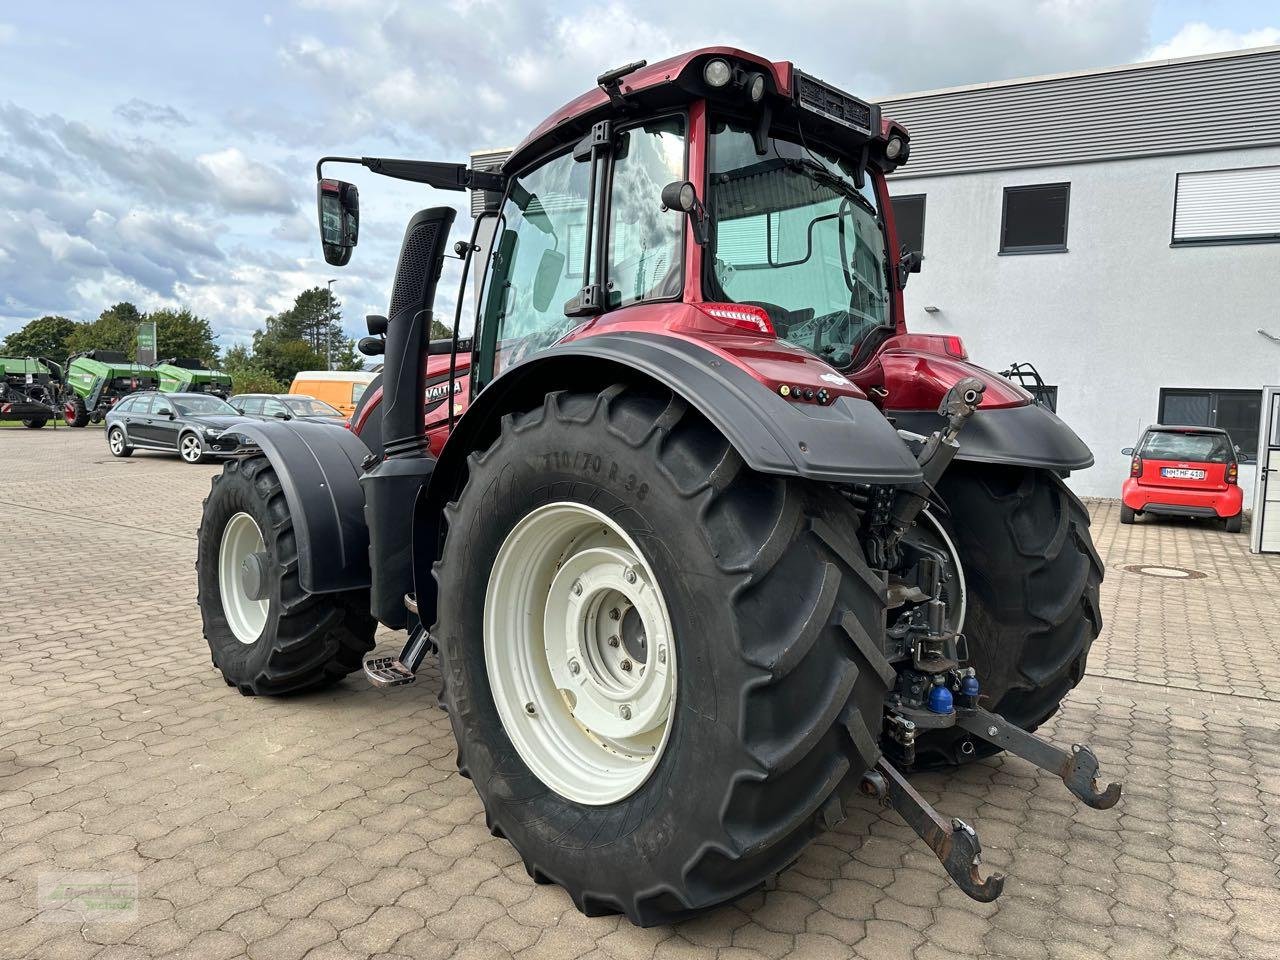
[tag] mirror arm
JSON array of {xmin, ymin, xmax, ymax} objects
[{"xmin": 316, "ymin": 156, "xmax": 504, "ymax": 193}]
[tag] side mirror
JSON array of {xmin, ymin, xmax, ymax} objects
[
  {"xmin": 233, "ymin": 407, "xmax": 245, "ymax": 415},
  {"xmin": 1120, "ymin": 447, "xmax": 1134, "ymax": 456},
  {"xmin": 358, "ymin": 336, "xmax": 386, "ymax": 357},
  {"xmin": 273, "ymin": 410, "xmax": 291, "ymax": 420},
  {"xmin": 897, "ymin": 248, "xmax": 922, "ymax": 289},
  {"xmin": 317, "ymin": 179, "xmax": 359, "ymax": 266},
  {"xmin": 661, "ymin": 180, "xmax": 708, "ymax": 244},
  {"xmin": 533, "ymin": 248, "xmax": 566, "ymax": 312},
  {"xmin": 164, "ymin": 410, "xmax": 175, "ymax": 420}
]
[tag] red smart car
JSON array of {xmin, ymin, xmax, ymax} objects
[{"xmin": 1121, "ymin": 425, "xmax": 1244, "ymax": 532}]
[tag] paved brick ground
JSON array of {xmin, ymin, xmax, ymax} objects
[{"xmin": 1, "ymin": 428, "xmax": 1278, "ymax": 960}]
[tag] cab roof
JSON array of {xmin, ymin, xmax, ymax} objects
[{"xmin": 505, "ymin": 46, "xmax": 907, "ymax": 174}]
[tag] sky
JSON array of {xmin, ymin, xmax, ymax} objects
[{"xmin": 1, "ymin": 0, "xmax": 1277, "ymax": 354}]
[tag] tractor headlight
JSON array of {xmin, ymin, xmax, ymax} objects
[
  {"xmin": 885, "ymin": 135, "xmax": 905, "ymax": 160},
  {"xmin": 747, "ymin": 72, "xmax": 766, "ymax": 102},
  {"xmin": 703, "ymin": 58, "xmax": 732, "ymax": 88}
]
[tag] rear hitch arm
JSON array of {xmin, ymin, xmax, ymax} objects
[
  {"xmin": 955, "ymin": 707, "xmax": 1122, "ymax": 810},
  {"xmin": 862, "ymin": 758, "xmax": 1006, "ymax": 903}
]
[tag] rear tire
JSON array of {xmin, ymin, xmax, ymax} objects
[
  {"xmin": 197, "ymin": 455, "xmax": 377, "ymax": 695},
  {"xmin": 1120, "ymin": 504, "xmax": 1136, "ymax": 524},
  {"xmin": 435, "ymin": 384, "xmax": 893, "ymax": 925},
  {"xmin": 64, "ymin": 396, "xmax": 89, "ymax": 428},
  {"xmin": 913, "ymin": 464, "xmax": 1103, "ymax": 768},
  {"xmin": 1224, "ymin": 512, "xmax": 1243, "ymax": 533},
  {"xmin": 107, "ymin": 426, "xmax": 133, "ymax": 457}
]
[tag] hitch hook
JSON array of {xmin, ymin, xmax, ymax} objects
[
  {"xmin": 862, "ymin": 758, "xmax": 1005, "ymax": 903},
  {"xmin": 956, "ymin": 707, "xmax": 1121, "ymax": 810}
]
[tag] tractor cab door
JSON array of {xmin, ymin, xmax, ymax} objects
[{"xmin": 471, "ymin": 116, "xmax": 687, "ymax": 393}]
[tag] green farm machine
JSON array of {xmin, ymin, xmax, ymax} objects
[
  {"xmin": 0, "ymin": 356, "xmax": 62, "ymax": 428},
  {"xmin": 156, "ymin": 358, "xmax": 233, "ymax": 399},
  {"xmin": 59, "ymin": 350, "xmax": 159, "ymax": 427}
]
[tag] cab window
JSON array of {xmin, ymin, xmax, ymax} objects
[
  {"xmin": 607, "ymin": 116, "xmax": 686, "ymax": 308},
  {"xmin": 478, "ymin": 148, "xmax": 593, "ymax": 381}
]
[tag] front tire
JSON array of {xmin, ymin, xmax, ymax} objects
[
  {"xmin": 435, "ymin": 385, "xmax": 893, "ymax": 925},
  {"xmin": 913, "ymin": 464, "xmax": 1103, "ymax": 768},
  {"xmin": 197, "ymin": 456, "xmax": 377, "ymax": 695},
  {"xmin": 180, "ymin": 432, "xmax": 206, "ymax": 464},
  {"xmin": 22, "ymin": 418, "xmax": 48, "ymax": 429},
  {"xmin": 107, "ymin": 426, "xmax": 133, "ymax": 457}
]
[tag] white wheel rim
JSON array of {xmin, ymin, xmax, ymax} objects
[
  {"xmin": 182, "ymin": 435, "xmax": 201, "ymax": 461},
  {"xmin": 484, "ymin": 502, "xmax": 677, "ymax": 806},
  {"xmin": 219, "ymin": 512, "xmax": 269, "ymax": 645},
  {"xmin": 109, "ymin": 430, "xmax": 124, "ymax": 454}
]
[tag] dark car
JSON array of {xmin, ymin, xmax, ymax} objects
[
  {"xmin": 104, "ymin": 391, "xmax": 252, "ymax": 464},
  {"xmin": 229, "ymin": 393, "xmax": 348, "ymax": 425}
]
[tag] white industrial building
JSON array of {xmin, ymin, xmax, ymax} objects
[{"xmin": 880, "ymin": 45, "xmax": 1280, "ymax": 499}]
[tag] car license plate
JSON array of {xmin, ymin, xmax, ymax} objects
[{"xmin": 1162, "ymin": 467, "xmax": 1205, "ymax": 480}]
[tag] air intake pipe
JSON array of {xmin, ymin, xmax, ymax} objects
[
  {"xmin": 381, "ymin": 206, "xmax": 456, "ymax": 458},
  {"xmin": 361, "ymin": 205, "xmax": 455, "ymax": 628}
]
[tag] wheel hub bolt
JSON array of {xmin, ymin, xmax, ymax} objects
[
  {"xmin": 525, "ymin": 702, "xmax": 537, "ymax": 716},
  {"xmin": 619, "ymin": 705, "xmax": 631, "ymax": 720},
  {"xmin": 609, "ymin": 608, "xmax": 621, "ymax": 621},
  {"xmin": 624, "ymin": 569, "xmax": 637, "ymax": 584},
  {"xmin": 568, "ymin": 659, "xmax": 580, "ymax": 675},
  {"xmin": 621, "ymin": 659, "xmax": 632, "ymax": 672},
  {"xmin": 608, "ymin": 636, "xmax": 620, "ymax": 648},
  {"xmin": 572, "ymin": 580, "xmax": 583, "ymax": 596}
]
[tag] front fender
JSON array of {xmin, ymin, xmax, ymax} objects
[
  {"xmin": 224, "ymin": 421, "xmax": 371, "ymax": 594},
  {"xmin": 411, "ymin": 332, "xmax": 923, "ymax": 625}
]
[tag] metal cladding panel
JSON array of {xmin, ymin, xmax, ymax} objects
[
  {"xmin": 1173, "ymin": 165, "xmax": 1280, "ymax": 240},
  {"xmin": 878, "ymin": 47, "xmax": 1280, "ymax": 178},
  {"xmin": 469, "ymin": 149, "xmax": 512, "ymax": 216}
]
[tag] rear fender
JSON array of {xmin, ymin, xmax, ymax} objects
[
  {"xmin": 411, "ymin": 332, "xmax": 923, "ymax": 626},
  {"xmin": 224, "ymin": 420, "xmax": 372, "ymax": 594}
]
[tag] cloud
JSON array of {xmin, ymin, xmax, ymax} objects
[
  {"xmin": 196, "ymin": 147, "xmax": 296, "ymax": 214},
  {"xmin": 113, "ymin": 98, "xmax": 192, "ymax": 128},
  {"xmin": 0, "ymin": 23, "xmax": 14, "ymax": 45},
  {"xmin": 1143, "ymin": 22, "xmax": 1280, "ymax": 62}
]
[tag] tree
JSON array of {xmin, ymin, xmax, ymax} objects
[
  {"xmin": 228, "ymin": 366, "xmax": 284, "ymax": 395},
  {"xmin": 253, "ymin": 337, "xmax": 324, "ymax": 386},
  {"xmin": 151, "ymin": 309, "xmax": 219, "ymax": 365},
  {"xmin": 65, "ymin": 302, "xmax": 143, "ymax": 356},
  {"xmin": 1, "ymin": 315, "xmax": 77, "ymax": 360},
  {"xmin": 430, "ymin": 318, "xmax": 451, "ymax": 341}
]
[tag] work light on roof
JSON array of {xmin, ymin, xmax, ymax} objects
[
  {"xmin": 747, "ymin": 72, "xmax": 766, "ymax": 102},
  {"xmin": 703, "ymin": 58, "xmax": 732, "ymax": 88}
]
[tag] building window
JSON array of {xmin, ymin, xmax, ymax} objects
[
  {"xmin": 1172, "ymin": 166, "xmax": 1280, "ymax": 245},
  {"xmin": 999, "ymin": 183, "xmax": 1069, "ymax": 254},
  {"xmin": 891, "ymin": 195, "xmax": 926, "ymax": 257},
  {"xmin": 1158, "ymin": 388, "xmax": 1262, "ymax": 461}
]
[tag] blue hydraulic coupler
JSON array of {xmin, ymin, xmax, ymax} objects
[
  {"xmin": 959, "ymin": 674, "xmax": 980, "ymax": 709},
  {"xmin": 928, "ymin": 684, "xmax": 954, "ymax": 714}
]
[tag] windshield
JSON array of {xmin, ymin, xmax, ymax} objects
[
  {"xmin": 285, "ymin": 397, "xmax": 341, "ymax": 417},
  {"xmin": 1139, "ymin": 431, "xmax": 1234, "ymax": 463},
  {"xmin": 173, "ymin": 395, "xmax": 238, "ymax": 416},
  {"xmin": 707, "ymin": 120, "xmax": 891, "ymax": 367}
]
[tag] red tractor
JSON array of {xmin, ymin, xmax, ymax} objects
[{"xmin": 197, "ymin": 48, "xmax": 1116, "ymax": 924}]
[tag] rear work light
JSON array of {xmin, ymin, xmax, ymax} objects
[
  {"xmin": 696, "ymin": 302, "xmax": 775, "ymax": 336},
  {"xmin": 1227, "ymin": 462, "xmax": 1238, "ymax": 485},
  {"xmin": 1130, "ymin": 457, "xmax": 1142, "ymax": 478},
  {"xmin": 941, "ymin": 336, "xmax": 967, "ymax": 359}
]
